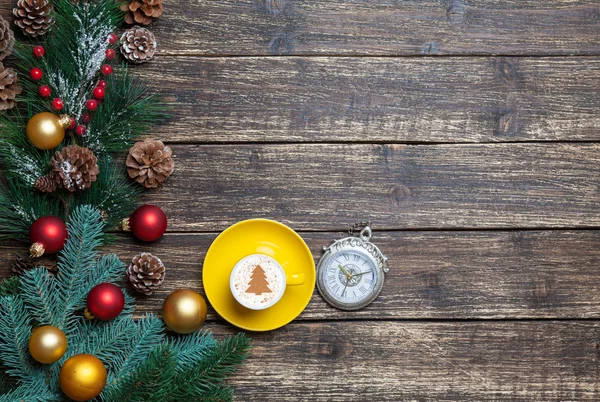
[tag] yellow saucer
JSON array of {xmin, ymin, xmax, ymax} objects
[{"xmin": 203, "ymin": 219, "xmax": 315, "ymax": 331}]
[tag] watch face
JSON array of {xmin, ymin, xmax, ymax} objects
[{"xmin": 318, "ymin": 249, "xmax": 380, "ymax": 309}]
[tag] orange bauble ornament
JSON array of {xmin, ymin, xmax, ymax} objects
[
  {"xmin": 162, "ymin": 289, "xmax": 207, "ymax": 334},
  {"xmin": 28, "ymin": 325, "xmax": 67, "ymax": 364},
  {"xmin": 26, "ymin": 112, "xmax": 70, "ymax": 150},
  {"xmin": 59, "ymin": 354, "xmax": 107, "ymax": 401}
]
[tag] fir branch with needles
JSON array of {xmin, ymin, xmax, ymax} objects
[{"xmin": 0, "ymin": 207, "xmax": 250, "ymax": 400}]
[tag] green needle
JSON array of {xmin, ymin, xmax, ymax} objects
[{"xmin": 338, "ymin": 264, "xmax": 351, "ymax": 277}]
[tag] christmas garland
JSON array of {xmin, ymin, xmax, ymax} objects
[{"xmin": 0, "ymin": 1, "xmax": 250, "ymax": 400}]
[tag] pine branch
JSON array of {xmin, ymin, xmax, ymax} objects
[
  {"xmin": 169, "ymin": 331, "xmax": 217, "ymax": 371},
  {"xmin": 0, "ymin": 277, "xmax": 19, "ymax": 297},
  {"xmin": 170, "ymin": 334, "xmax": 251, "ymax": 400},
  {"xmin": 0, "ymin": 297, "xmax": 35, "ymax": 381}
]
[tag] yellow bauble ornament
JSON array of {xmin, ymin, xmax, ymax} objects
[
  {"xmin": 59, "ymin": 354, "xmax": 107, "ymax": 401},
  {"xmin": 26, "ymin": 112, "xmax": 70, "ymax": 150},
  {"xmin": 162, "ymin": 289, "xmax": 207, "ymax": 334},
  {"xmin": 28, "ymin": 325, "xmax": 67, "ymax": 364}
]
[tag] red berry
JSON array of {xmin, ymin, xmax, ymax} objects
[
  {"xmin": 33, "ymin": 46, "xmax": 45, "ymax": 58},
  {"xmin": 93, "ymin": 86, "xmax": 105, "ymax": 100},
  {"xmin": 105, "ymin": 48, "xmax": 116, "ymax": 61},
  {"xmin": 81, "ymin": 113, "xmax": 90, "ymax": 124},
  {"xmin": 76, "ymin": 125, "xmax": 86, "ymax": 136},
  {"xmin": 51, "ymin": 98, "xmax": 64, "ymax": 111},
  {"xmin": 107, "ymin": 33, "xmax": 118, "ymax": 44},
  {"xmin": 30, "ymin": 68, "xmax": 43, "ymax": 81},
  {"xmin": 101, "ymin": 64, "xmax": 113, "ymax": 76},
  {"xmin": 97, "ymin": 80, "xmax": 107, "ymax": 89},
  {"xmin": 69, "ymin": 117, "xmax": 76, "ymax": 130},
  {"xmin": 86, "ymin": 99, "xmax": 98, "ymax": 111},
  {"xmin": 38, "ymin": 85, "xmax": 51, "ymax": 98}
]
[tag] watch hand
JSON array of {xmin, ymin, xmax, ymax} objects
[
  {"xmin": 341, "ymin": 276, "xmax": 349, "ymax": 297},
  {"xmin": 338, "ymin": 264, "xmax": 351, "ymax": 278},
  {"xmin": 353, "ymin": 270, "xmax": 372, "ymax": 277}
]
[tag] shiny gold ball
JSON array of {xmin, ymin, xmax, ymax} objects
[
  {"xmin": 26, "ymin": 112, "xmax": 70, "ymax": 150},
  {"xmin": 28, "ymin": 325, "xmax": 67, "ymax": 364},
  {"xmin": 162, "ymin": 289, "xmax": 207, "ymax": 334},
  {"xmin": 59, "ymin": 354, "xmax": 107, "ymax": 401}
]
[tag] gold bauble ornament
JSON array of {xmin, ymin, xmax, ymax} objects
[
  {"xmin": 26, "ymin": 112, "xmax": 70, "ymax": 150},
  {"xmin": 59, "ymin": 354, "xmax": 107, "ymax": 401},
  {"xmin": 162, "ymin": 289, "xmax": 207, "ymax": 334},
  {"xmin": 28, "ymin": 325, "xmax": 67, "ymax": 364}
]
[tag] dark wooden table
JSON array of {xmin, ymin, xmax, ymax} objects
[{"xmin": 2, "ymin": 1, "xmax": 600, "ymax": 400}]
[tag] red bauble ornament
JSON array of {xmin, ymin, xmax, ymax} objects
[
  {"xmin": 101, "ymin": 64, "xmax": 113, "ymax": 76},
  {"xmin": 105, "ymin": 48, "xmax": 115, "ymax": 61},
  {"xmin": 51, "ymin": 98, "xmax": 64, "ymax": 111},
  {"xmin": 107, "ymin": 33, "xmax": 118, "ymax": 44},
  {"xmin": 39, "ymin": 85, "xmax": 51, "ymax": 98},
  {"xmin": 97, "ymin": 80, "xmax": 107, "ymax": 89},
  {"xmin": 30, "ymin": 67, "xmax": 43, "ymax": 81},
  {"xmin": 93, "ymin": 87, "xmax": 105, "ymax": 100},
  {"xmin": 81, "ymin": 113, "xmax": 90, "ymax": 124},
  {"xmin": 33, "ymin": 46, "xmax": 45, "ymax": 58},
  {"xmin": 69, "ymin": 117, "xmax": 76, "ymax": 130},
  {"xmin": 87, "ymin": 283, "xmax": 125, "ymax": 321},
  {"xmin": 126, "ymin": 205, "xmax": 168, "ymax": 242},
  {"xmin": 86, "ymin": 99, "xmax": 98, "ymax": 111},
  {"xmin": 76, "ymin": 125, "xmax": 86, "ymax": 136},
  {"xmin": 29, "ymin": 216, "xmax": 67, "ymax": 257}
]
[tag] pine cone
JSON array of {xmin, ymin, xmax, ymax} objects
[
  {"xmin": 127, "ymin": 253, "xmax": 166, "ymax": 295},
  {"xmin": 120, "ymin": 0, "xmax": 163, "ymax": 26},
  {"xmin": 126, "ymin": 139, "xmax": 174, "ymax": 189},
  {"xmin": 13, "ymin": 0, "xmax": 55, "ymax": 37},
  {"xmin": 37, "ymin": 145, "xmax": 99, "ymax": 193},
  {"xmin": 0, "ymin": 16, "xmax": 15, "ymax": 61},
  {"xmin": 12, "ymin": 254, "xmax": 57, "ymax": 276},
  {"xmin": 120, "ymin": 26, "xmax": 156, "ymax": 64},
  {"xmin": 0, "ymin": 63, "xmax": 22, "ymax": 111}
]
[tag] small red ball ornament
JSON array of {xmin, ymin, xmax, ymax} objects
[
  {"xmin": 29, "ymin": 216, "xmax": 67, "ymax": 257},
  {"xmin": 76, "ymin": 125, "xmax": 86, "ymax": 136},
  {"xmin": 93, "ymin": 87, "xmax": 105, "ymax": 100},
  {"xmin": 86, "ymin": 283, "xmax": 125, "ymax": 321},
  {"xmin": 52, "ymin": 98, "xmax": 64, "ymax": 111},
  {"xmin": 81, "ymin": 113, "xmax": 90, "ymax": 124},
  {"xmin": 30, "ymin": 67, "xmax": 43, "ymax": 81},
  {"xmin": 69, "ymin": 117, "xmax": 76, "ymax": 130},
  {"xmin": 105, "ymin": 48, "xmax": 115, "ymax": 61},
  {"xmin": 97, "ymin": 80, "xmax": 107, "ymax": 89},
  {"xmin": 86, "ymin": 99, "xmax": 98, "ymax": 111},
  {"xmin": 39, "ymin": 85, "xmax": 51, "ymax": 98},
  {"xmin": 33, "ymin": 46, "xmax": 45, "ymax": 58},
  {"xmin": 107, "ymin": 33, "xmax": 118, "ymax": 44},
  {"xmin": 101, "ymin": 64, "xmax": 113, "ymax": 76},
  {"xmin": 125, "ymin": 205, "xmax": 168, "ymax": 242}
]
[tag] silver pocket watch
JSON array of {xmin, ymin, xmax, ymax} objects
[{"xmin": 316, "ymin": 222, "xmax": 388, "ymax": 310}]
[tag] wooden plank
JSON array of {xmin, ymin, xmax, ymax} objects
[
  {"xmin": 3, "ymin": 2, "xmax": 600, "ymax": 56},
  {"xmin": 3, "ymin": 230, "xmax": 600, "ymax": 319},
  {"xmin": 209, "ymin": 321, "xmax": 600, "ymax": 401},
  {"xmin": 136, "ymin": 143, "xmax": 600, "ymax": 231},
  {"xmin": 134, "ymin": 57, "xmax": 600, "ymax": 143}
]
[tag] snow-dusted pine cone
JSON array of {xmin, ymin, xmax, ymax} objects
[
  {"xmin": 13, "ymin": 0, "xmax": 55, "ymax": 37},
  {"xmin": 0, "ymin": 16, "xmax": 15, "ymax": 61},
  {"xmin": 120, "ymin": 26, "xmax": 156, "ymax": 64},
  {"xmin": 120, "ymin": 0, "xmax": 163, "ymax": 26},
  {"xmin": 126, "ymin": 139, "xmax": 174, "ymax": 188},
  {"xmin": 127, "ymin": 253, "xmax": 166, "ymax": 295},
  {"xmin": 36, "ymin": 145, "xmax": 99, "ymax": 192},
  {"xmin": 0, "ymin": 63, "xmax": 22, "ymax": 111}
]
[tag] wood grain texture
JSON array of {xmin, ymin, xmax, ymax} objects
[
  {"xmin": 209, "ymin": 321, "xmax": 600, "ymax": 401},
  {"xmin": 137, "ymin": 56, "xmax": 600, "ymax": 143},
  {"xmin": 4, "ymin": 1, "xmax": 600, "ymax": 56},
  {"xmin": 135, "ymin": 143, "xmax": 600, "ymax": 231},
  {"xmin": 3, "ymin": 230, "xmax": 600, "ymax": 319}
]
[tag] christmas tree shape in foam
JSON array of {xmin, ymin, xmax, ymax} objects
[{"xmin": 245, "ymin": 265, "xmax": 272, "ymax": 295}]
